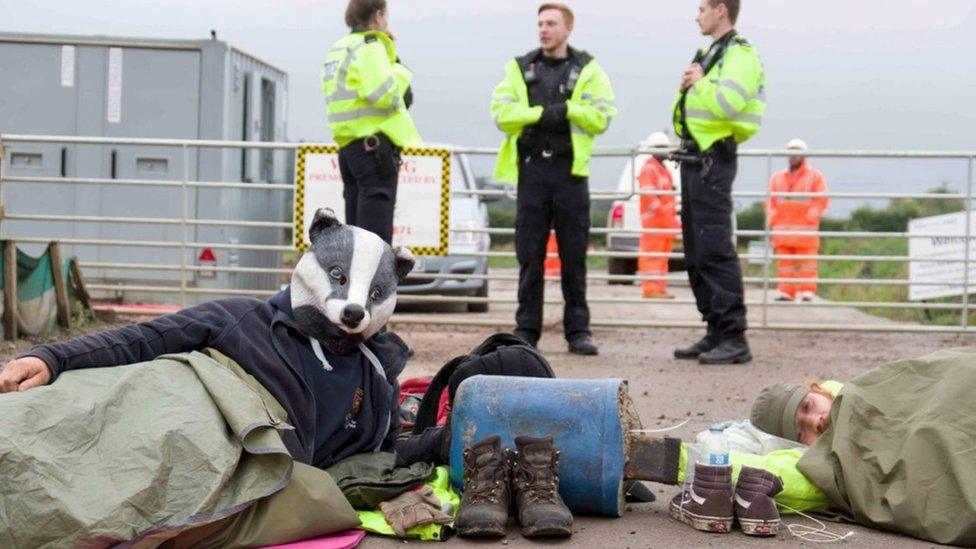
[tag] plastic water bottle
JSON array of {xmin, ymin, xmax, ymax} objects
[{"xmin": 700, "ymin": 425, "xmax": 731, "ymax": 467}]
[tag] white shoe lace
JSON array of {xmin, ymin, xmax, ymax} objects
[{"xmin": 776, "ymin": 501, "xmax": 854, "ymax": 543}]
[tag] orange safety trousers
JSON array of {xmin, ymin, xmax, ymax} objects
[
  {"xmin": 775, "ymin": 245, "xmax": 818, "ymax": 298},
  {"xmin": 637, "ymin": 157, "xmax": 680, "ymax": 297},
  {"xmin": 639, "ymin": 233, "xmax": 675, "ymax": 296}
]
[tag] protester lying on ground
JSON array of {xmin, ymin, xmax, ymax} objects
[
  {"xmin": 0, "ymin": 209, "xmax": 456, "ymax": 545},
  {"xmin": 0, "ymin": 208, "xmax": 447, "ymax": 467},
  {"xmin": 661, "ymin": 348, "xmax": 976, "ymax": 545}
]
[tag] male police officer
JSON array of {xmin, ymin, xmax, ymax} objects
[
  {"xmin": 491, "ymin": 3, "xmax": 616, "ymax": 355},
  {"xmin": 672, "ymin": 0, "xmax": 765, "ymax": 364}
]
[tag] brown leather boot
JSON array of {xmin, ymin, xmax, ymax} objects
[
  {"xmin": 735, "ymin": 466, "xmax": 784, "ymax": 536},
  {"xmin": 511, "ymin": 435, "xmax": 573, "ymax": 538},
  {"xmin": 668, "ymin": 463, "xmax": 734, "ymax": 533},
  {"xmin": 454, "ymin": 435, "xmax": 511, "ymax": 537}
]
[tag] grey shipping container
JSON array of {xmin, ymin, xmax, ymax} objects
[{"xmin": 0, "ymin": 32, "xmax": 292, "ymax": 302}]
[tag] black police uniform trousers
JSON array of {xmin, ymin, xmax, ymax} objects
[
  {"xmin": 338, "ymin": 135, "xmax": 398, "ymax": 244},
  {"xmin": 515, "ymin": 155, "xmax": 591, "ymax": 342},
  {"xmin": 680, "ymin": 137, "xmax": 748, "ymax": 338}
]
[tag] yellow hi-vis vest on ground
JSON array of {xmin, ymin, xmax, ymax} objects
[
  {"xmin": 491, "ymin": 49, "xmax": 616, "ymax": 184},
  {"xmin": 322, "ymin": 31, "xmax": 421, "ymax": 148},
  {"xmin": 672, "ymin": 34, "xmax": 766, "ymax": 152},
  {"xmin": 676, "ymin": 381, "xmax": 842, "ymax": 514}
]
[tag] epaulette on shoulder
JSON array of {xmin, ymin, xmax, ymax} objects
[
  {"xmin": 364, "ymin": 34, "xmax": 378, "ymax": 44},
  {"xmin": 731, "ymin": 35, "xmax": 752, "ymax": 48}
]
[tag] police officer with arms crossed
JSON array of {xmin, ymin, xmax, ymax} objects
[
  {"xmin": 323, "ymin": 0, "xmax": 421, "ymax": 244},
  {"xmin": 491, "ymin": 3, "xmax": 616, "ymax": 355},
  {"xmin": 672, "ymin": 0, "xmax": 766, "ymax": 364}
]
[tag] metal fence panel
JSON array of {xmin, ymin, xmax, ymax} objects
[{"xmin": 2, "ymin": 133, "xmax": 975, "ymax": 332}]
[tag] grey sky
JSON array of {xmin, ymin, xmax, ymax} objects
[{"xmin": 3, "ymin": 0, "xmax": 976, "ymax": 210}]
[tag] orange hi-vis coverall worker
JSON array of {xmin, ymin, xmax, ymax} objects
[
  {"xmin": 638, "ymin": 157, "xmax": 681, "ymax": 297},
  {"xmin": 765, "ymin": 161, "xmax": 829, "ymax": 298}
]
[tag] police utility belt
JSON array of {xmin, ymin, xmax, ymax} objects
[
  {"xmin": 360, "ymin": 133, "xmax": 401, "ymax": 178},
  {"xmin": 517, "ymin": 130, "xmax": 572, "ymax": 163},
  {"xmin": 669, "ymin": 136, "xmax": 737, "ymax": 166}
]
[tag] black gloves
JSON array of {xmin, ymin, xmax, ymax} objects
[
  {"xmin": 403, "ymin": 86, "xmax": 413, "ymax": 110},
  {"xmin": 537, "ymin": 102, "xmax": 568, "ymax": 130}
]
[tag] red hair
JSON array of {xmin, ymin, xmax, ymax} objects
[
  {"xmin": 806, "ymin": 381, "xmax": 835, "ymax": 403},
  {"xmin": 538, "ymin": 3, "xmax": 575, "ymax": 30}
]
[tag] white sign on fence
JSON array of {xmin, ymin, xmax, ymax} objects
[
  {"xmin": 747, "ymin": 239, "xmax": 772, "ymax": 265},
  {"xmin": 294, "ymin": 145, "xmax": 450, "ymax": 256},
  {"xmin": 908, "ymin": 210, "xmax": 976, "ymax": 301}
]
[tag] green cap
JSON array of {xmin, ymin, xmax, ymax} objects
[{"xmin": 750, "ymin": 383, "xmax": 809, "ymax": 442}]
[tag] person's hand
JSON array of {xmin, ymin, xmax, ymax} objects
[
  {"xmin": 0, "ymin": 357, "xmax": 52, "ymax": 393},
  {"xmin": 379, "ymin": 485, "xmax": 453, "ymax": 537},
  {"xmin": 681, "ymin": 63, "xmax": 704, "ymax": 90},
  {"xmin": 538, "ymin": 102, "xmax": 568, "ymax": 129}
]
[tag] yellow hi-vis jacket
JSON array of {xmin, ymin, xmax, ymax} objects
[
  {"xmin": 322, "ymin": 31, "xmax": 422, "ymax": 149},
  {"xmin": 677, "ymin": 380, "xmax": 843, "ymax": 514},
  {"xmin": 672, "ymin": 33, "xmax": 766, "ymax": 152},
  {"xmin": 490, "ymin": 48, "xmax": 616, "ymax": 184}
]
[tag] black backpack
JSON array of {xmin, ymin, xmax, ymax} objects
[{"xmin": 411, "ymin": 333, "xmax": 555, "ymax": 435}]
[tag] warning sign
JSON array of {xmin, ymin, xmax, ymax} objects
[
  {"xmin": 293, "ymin": 145, "xmax": 451, "ymax": 256},
  {"xmin": 908, "ymin": 210, "xmax": 976, "ymax": 301}
]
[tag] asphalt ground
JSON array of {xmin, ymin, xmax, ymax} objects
[
  {"xmin": 378, "ymin": 271, "xmax": 971, "ymax": 547},
  {"xmin": 1, "ymin": 272, "xmax": 968, "ymax": 547}
]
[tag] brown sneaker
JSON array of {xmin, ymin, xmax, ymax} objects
[
  {"xmin": 668, "ymin": 463, "xmax": 734, "ymax": 533},
  {"xmin": 454, "ymin": 435, "xmax": 511, "ymax": 537},
  {"xmin": 511, "ymin": 435, "xmax": 573, "ymax": 538},
  {"xmin": 735, "ymin": 466, "xmax": 784, "ymax": 536}
]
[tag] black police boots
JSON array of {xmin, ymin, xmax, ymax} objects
[
  {"xmin": 674, "ymin": 325, "xmax": 718, "ymax": 359},
  {"xmin": 698, "ymin": 334, "xmax": 752, "ymax": 364},
  {"xmin": 568, "ymin": 335, "xmax": 599, "ymax": 356}
]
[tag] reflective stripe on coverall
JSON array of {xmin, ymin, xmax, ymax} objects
[
  {"xmin": 766, "ymin": 162, "xmax": 829, "ymax": 298},
  {"xmin": 637, "ymin": 157, "xmax": 681, "ymax": 297}
]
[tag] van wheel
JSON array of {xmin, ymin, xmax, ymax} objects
[
  {"xmin": 467, "ymin": 281, "xmax": 489, "ymax": 312},
  {"xmin": 608, "ymin": 258, "xmax": 637, "ymax": 285}
]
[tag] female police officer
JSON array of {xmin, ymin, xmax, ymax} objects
[{"xmin": 323, "ymin": 0, "xmax": 422, "ymax": 243}]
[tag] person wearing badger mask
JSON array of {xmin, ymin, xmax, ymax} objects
[{"xmin": 0, "ymin": 208, "xmax": 447, "ymax": 470}]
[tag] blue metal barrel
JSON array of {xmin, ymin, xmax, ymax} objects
[{"xmin": 450, "ymin": 376, "xmax": 626, "ymax": 517}]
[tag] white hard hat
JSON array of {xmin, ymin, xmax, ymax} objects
[
  {"xmin": 643, "ymin": 132, "xmax": 671, "ymax": 148},
  {"xmin": 786, "ymin": 138, "xmax": 808, "ymax": 151}
]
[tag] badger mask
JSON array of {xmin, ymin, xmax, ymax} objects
[{"xmin": 291, "ymin": 208, "xmax": 415, "ymax": 354}]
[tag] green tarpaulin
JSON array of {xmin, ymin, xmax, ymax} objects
[
  {"xmin": 799, "ymin": 347, "xmax": 976, "ymax": 546},
  {"xmin": 0, "ymin": 349, "xmax": 359, "ymax": 548},
  {"xmin": 0, "ymin": 241, "xmax": 80, "ymax": 338}
]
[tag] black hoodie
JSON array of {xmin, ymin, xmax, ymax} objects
[{"xmin": 23, "ymin": 288, "xmax": 409, "ymax": 467}]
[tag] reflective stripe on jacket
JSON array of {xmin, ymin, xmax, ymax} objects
[
  {"xmin": 672, "ymin": 35, "xmax": 765, "ymax": 151},
  {"xmin": 766, "ymin": 162, "xmax": 829, "ymax": 248},
  {"xmin": 491, "ymin": 49, "xmax": 616, "ymax": 183},
  {"xmin": 322, "ymin": 31, "xmax": 421, "ymax": 148},
  {"xmin": 638, "ymin": 157, "xmax": 681, "ymax": 230}
]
